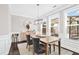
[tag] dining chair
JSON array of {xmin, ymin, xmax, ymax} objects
[
  {"xmin": 26, "ymin": 35, "xmax": 33, "ymax": 51},
  {"xmin": 32, "ymin": 38, "xmax": 46, "ymax": 55}
]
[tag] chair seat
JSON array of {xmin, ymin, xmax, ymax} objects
[
  {"xmin": 28, "ymin": 40, "xmax": 33, "ymax": 45},
  {"xmin": 36, "ymin": 44, "xmax": 46, "ymax": 54},
  {"xmin": 32, "ymin": 38, "xmax": 47, "ymax": 54}
]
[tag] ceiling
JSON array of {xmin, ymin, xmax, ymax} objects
[{"xmin": 9, "ymin": 4, "xmax": 69, "ymax": 19}]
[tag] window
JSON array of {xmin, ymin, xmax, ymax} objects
[
  {"xmin": 51, "ymin": 18, "xmax": 59, "ymax": 36},
  {"xmin": 67, "ymin": 8, "xmax": 79, "ymax": 39},
  {"xmin": 49, "ymin": 14, "xmax": 60, "ymax": 36},
  {"xmin": 42, "ymin": 22, "xmax": 46, "ymax": 35},
  {"xmin": 67, "ymin": 16, "xmax": 79, "ymax": 39}
]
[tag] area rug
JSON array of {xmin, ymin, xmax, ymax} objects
[
  {"xmin": 18, "ymin": 43, "xmax": 33, "ymax": 55},
  {"xmin": 18, "ymin": 43, "xmax": 73, "ymax": 55}
]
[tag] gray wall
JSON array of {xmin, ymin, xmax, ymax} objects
[
  {"xmin": 11, "ymin": 15, "xmax": 38, "ymax": 33},
  {"xmin": 0, "ymin": 4, "xmax": 10, "ymax": 35}
]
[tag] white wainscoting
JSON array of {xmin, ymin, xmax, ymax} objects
[
  {"xmin": 0, "ymin": 34, "xmax": 11, "ymax": 55},
  {"xmin": 61, "ymin": 38, "xmax": 79, "ymax": 53}
]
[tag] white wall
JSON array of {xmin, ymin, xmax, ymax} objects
[
  {"xmin": 0, "ymin": 5, "xmax": 10, "ymax": 35},
  {"xmin": 0, "ymin": 4, "xmax": 11, "ymax": 55},
  {"xmin": 11, "ymin": 15, "xmax": 26, "ymax": 33},
  {"xmin": 11, "ymin": 15, "xmax": 35, "ymax": 33}
]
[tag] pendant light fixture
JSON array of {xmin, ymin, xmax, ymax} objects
[
  {"xmin": 34, "ymin": 4, "xmax": 43, "ymax": 25},
  {"xmin": 37, "ymin": 4, "xmax": 39, "ymax": 20}
]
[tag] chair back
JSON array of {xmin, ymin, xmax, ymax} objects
[
  {"xmin": 32, "ymin": 38, "xmax": 40, "ymax": 53},
  {"xmin": 26, "ymin": 35, "xmax": 31, "ymax": 45}
]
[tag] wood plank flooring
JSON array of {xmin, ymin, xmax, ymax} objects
[{"xmin": 8, "ymin": 41, "xmax": 79, "ymax": 55}]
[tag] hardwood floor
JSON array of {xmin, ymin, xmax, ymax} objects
[{"xmin": 8, "ymin": 41, "xmax": 79, "ymax": 55}]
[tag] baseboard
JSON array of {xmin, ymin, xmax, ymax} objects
[
  {"xmin": 13, "ymin": 40, "xmax": 27, "ymax": 44},
  {"xmin": 54, "ymin": 44, "xmax": 79, "ymax": 55}
]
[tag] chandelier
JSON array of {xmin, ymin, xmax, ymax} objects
[{"xmin": 34, "ymin": 4, "xmax": 43, "ymax": 25}]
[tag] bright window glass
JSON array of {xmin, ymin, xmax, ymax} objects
[
  {"xmin": 49, "ymin": 14, "xmax": 60, "ymax": 36},
  {"xmin": 42, "ymin": 22, "xmax": 47, "ymax": 35},
  {"xmin": 67, "ymin": 8, "xmax": 79, "ymax": 39}
]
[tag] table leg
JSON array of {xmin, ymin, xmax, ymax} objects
[
  {"xmin": 53, "ymin": 44, "xmax": 55, "ymax": 51},
  {"xmin": 58, "ymin": 40, "xmax": 61, "ymax": 55},
  {"xmin": 45, "ymin": 43, "xmax": 48, "ymax": 55},
  {"xmin": 49, "ymin": 44, "xmax": 51, "ymax": 54}
]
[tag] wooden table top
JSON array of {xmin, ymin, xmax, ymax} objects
[
  {"xmin": 40, "ymin": 36, "xmax": 59, "ymax": 44},
  {"xmin": 31, "ymin": 35, "xmax": 59, "ymax": 44}
]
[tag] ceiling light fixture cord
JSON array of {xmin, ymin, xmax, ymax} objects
[{"xmin": 36, "ymin": 4, "xmax": 39, "ymax": 23}]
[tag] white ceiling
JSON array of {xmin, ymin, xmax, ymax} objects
[{"xmin": 9, "ymin": 4, "xmax": 69, "ymax": 19}]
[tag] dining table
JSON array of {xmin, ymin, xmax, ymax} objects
[
  {"xmin": 31, "ymin": 35, "xmax": 61, "ymax": 55},
  {"xmin": 39, "ymin": 36, "xmax": 61, "ymax": 55}
]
